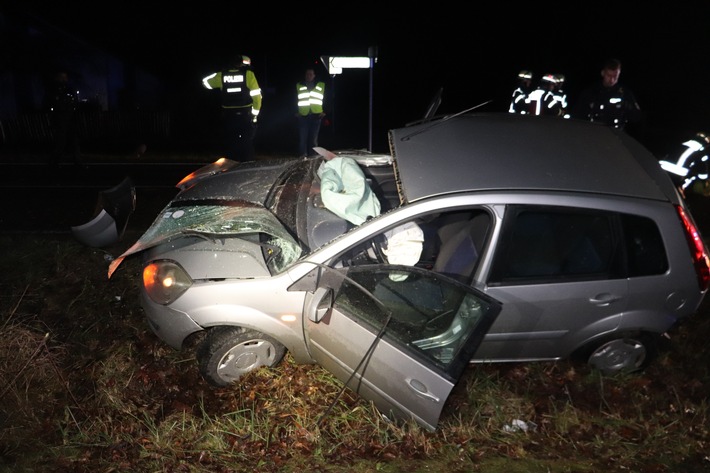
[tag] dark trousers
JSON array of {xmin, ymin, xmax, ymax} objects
[
  {"xmin": 50, "ymin": 111, "xmax": 80, "ymax": 164},
  {"xmin": 298, "ymin": 114, "xmax": 322, "ymax": 157},
  {"xmin": 222, "ymin": 108, "xmax": 255, "ymax": 161}
]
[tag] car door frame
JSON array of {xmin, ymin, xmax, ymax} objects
[{"xmin": 295, "ymin": 264, "xmax": 501, "ymax": 431}]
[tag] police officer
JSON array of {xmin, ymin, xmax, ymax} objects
[
  {"xmin": 572, "ymin": 58, "xmax": 641, "ymax": 131},
  {"xmin": 295, "ymin": 67, "xmax": 326, "ymax": 158},
  {"xmin": 202, "ymin": 55, "xmax": 262, "ymax": 161}
]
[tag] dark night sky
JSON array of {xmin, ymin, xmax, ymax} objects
[{"xmin": 10, "ymin": 2, "xmax": 710, "ymax": 153}]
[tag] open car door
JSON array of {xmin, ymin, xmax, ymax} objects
[{"xmin": 299, "ymin": 264, "xmax": 501, "ymax": 431}]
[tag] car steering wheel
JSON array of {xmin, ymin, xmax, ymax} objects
[{"xmin": 370, "ymin": 234, "xmax": 388, "ymax": 263}]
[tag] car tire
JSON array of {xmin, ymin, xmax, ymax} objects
[
  {"xmin": 575, "ymin": 332, "xmax": 658, "ymax": 376},
  {"xmin": 197, "ymin": 326, "xmax": 286, "ymax": 387}
]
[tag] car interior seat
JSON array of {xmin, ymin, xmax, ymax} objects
[{"xmin": 432, "ymin": 211, "xmax": 490, "ymax": 283}]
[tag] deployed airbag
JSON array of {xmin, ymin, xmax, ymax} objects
[{"xmin": 317, "ymin": 156, "xmax": 381, "ymax": 225}]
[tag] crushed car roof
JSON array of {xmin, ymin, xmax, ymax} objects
[{"xmin": 389, "ymin": 113, "xmax": 678, "ymax": 204}]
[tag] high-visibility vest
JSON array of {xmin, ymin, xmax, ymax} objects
[
  {"xmin": 297, "ymin": 81, "xmax": 325, "ymax": 116},
  {"xmin": 202, "ymin": 67, "xmax": 262, "ymax": 119}
]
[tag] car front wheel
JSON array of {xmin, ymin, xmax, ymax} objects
[
  {"xmin": 577, "ymin": 333, "xmax": 658, "ymax": 376},
  {"xmin": 197, "ymin": 327, "xmax": 286, "ymax": 387}
]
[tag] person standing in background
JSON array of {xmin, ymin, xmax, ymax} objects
[
  {"xmin": 296, "ymin": 67, "xmax": 326, "ymax": 158},
  {"xmin": 46, "ymin": 70, "xmax": 80, "ymax": 166},
  {"xmin": 202, "ymin": 55, "xmax": 262, "ymax": 161},
  {"xmin": 572, "ymin": 58, "xmax": 642, "ymax": 134},
  {"xmin": 540, "ymin": 74, "xmax": 568, "ymax": 117},
  {"xmin": 509, "ymin": 70, "xmax": 534, "ymax": 114}
]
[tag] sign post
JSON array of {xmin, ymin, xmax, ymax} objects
[{"xmin": 320, "ymin": 47, "xmax": 378, "ymax": 151}]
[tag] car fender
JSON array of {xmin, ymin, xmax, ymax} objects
[
  {"xmin": 618, "ymin": 308, "xmax": 679, "ymax": 334},
  {"xmin": 560, "ymin": 312, "xmax": 623, "ymax": 356},
  {"xmin": 179, "ymin": 301, "xmax": 313, "ymax": 364}
]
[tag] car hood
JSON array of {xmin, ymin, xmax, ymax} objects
[{"xmin": 108, "ymin": 159, "xmax": 302, "ymax": 278}]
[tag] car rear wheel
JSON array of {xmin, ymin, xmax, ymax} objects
[
  {"xmin": 577, "ymin": 332, "xmax": 658, "ymax": 376},
  {"xmin": 197, "ymin": 327, "xmax": 286, "ymax": 387}
]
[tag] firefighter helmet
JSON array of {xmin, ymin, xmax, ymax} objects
[
  {"xmin": 518, "ymin": 70, "xmax": 533, "ymax": 81},
  {"xmin": 541, "ymin": 74, "xmax": 556, "ymax": 84},
  {"xmin": 542, "ymin": 74, "xmax": 565, "ymax": 90}
]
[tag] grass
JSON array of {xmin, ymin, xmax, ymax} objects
[{"xmin": 0, "ymin": 234, "xmax": 709, "ymax": 472}]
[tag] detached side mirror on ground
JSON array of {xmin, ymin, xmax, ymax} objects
[{"xmin": 72, "ymin": 176, "xmax": 135, "ymax": 247}]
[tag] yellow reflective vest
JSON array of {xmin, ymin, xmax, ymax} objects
[{"xmin": 297, "ymin": 80, "xmax": 325, "ymax": 116}]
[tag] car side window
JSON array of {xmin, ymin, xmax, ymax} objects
[
  {"xmin": 335, "ymin": 210, "xmax": 491, "ymax": 285},
  {"xmin": 490, "ymin": 206, "xmax": 669, "ymax": 284},
  {"xmin": 491, "ymin": 207, "xmax": 618, "ymax": 283},
  {"xmin": 327, "ymin": 265, "xmax": 498, "ymax": 371},
  {"xmin": 621, "ymin": 214, "xmax": 669, "ymax": 276}
]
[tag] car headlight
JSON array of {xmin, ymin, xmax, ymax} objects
[{"xmin": 142, "ymin": 260, "xmax": 193, "ymax": 305}]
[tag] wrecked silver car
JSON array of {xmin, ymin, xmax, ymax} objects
[{"xmin": 109, "ymin": 113, "xmax": 709, "ymax": 431}]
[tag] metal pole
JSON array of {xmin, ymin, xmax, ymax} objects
[
  {"xmin": 368, "ymin": 46, "xmax": 377, "ymax": 152},
  {"xmin": 331, "ymin": 76, "xmax": 336, "ymax": 134},
  {"xmin": 368, "ymin": 61, "xmax": 373, "ymax": 152}
]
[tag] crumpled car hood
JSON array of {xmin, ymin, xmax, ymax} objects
[{"xmin": 107, "ymin": 159, "xmax": 302, "ymax": 278}]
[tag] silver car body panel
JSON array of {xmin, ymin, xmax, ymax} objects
[
  {"xmin": 144, "ymin": 272, "xmax": 313, "ymax": 359},
  {"xmin": 141, "ymin": 236, "xmax": 272, "ymax": 283}
]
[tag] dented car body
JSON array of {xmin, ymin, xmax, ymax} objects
[{"xmin": 110, "ymin": 113, "xmax": 709, "ymax": 431}]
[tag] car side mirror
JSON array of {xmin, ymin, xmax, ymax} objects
[{"xmin": 310, "ymin": 288, "xmax": 335, "ymax": 323}]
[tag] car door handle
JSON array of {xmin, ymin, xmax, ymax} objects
[
  {"xmin": 589, "ymin": 293, "xmax": 622, "ymax": 306},
  {"xmin": 407, "ymin": 378, "xmax": 440, "ymax": 402}
]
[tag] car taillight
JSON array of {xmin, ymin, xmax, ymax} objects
[
  {"xmin": 143, "ymin": 260, "xmax": 193, "ymax": 305},
  {"xmin": 676, "ymin": 205, "xmax": 710, "ymax": 292}
]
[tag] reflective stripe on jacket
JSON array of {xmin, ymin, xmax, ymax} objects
[
  {"xmin": 297, "ymin": 81, "xmax": 325, "ymax": 116},
  {"xmin": 203, "ymin": 68, "xmax": 262, "ymax": 118}
]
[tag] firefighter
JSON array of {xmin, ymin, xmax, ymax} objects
[
  {"xmin": 509, "ymin": 70, "xmax": 534, "ymax": 114},
  {"xmin": 523, "ymin": 74, "xmax": 548, "ymax": 116},
  {"xmin": 202, "ymin": 55, "xmax": 262, "ymax": 161},
  {"xmin": 295, "ymin": 67, "xmax": 326, "ymax": 158},
  {"xmin": 540, "ymin": 74, "xmax": 568, "ymax": 117},
  {"xmin": 659, "ymin": 132, "xmax": 710, "ymax": 196}
]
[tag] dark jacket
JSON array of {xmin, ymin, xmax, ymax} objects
[{"xmin": 572, "ymin": 82, "xmax": 641, "ymax": 129}]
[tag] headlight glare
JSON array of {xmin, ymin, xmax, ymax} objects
[{"xmin": 143, "ymin": 260, "xmax": 192, "ymax": 305}]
